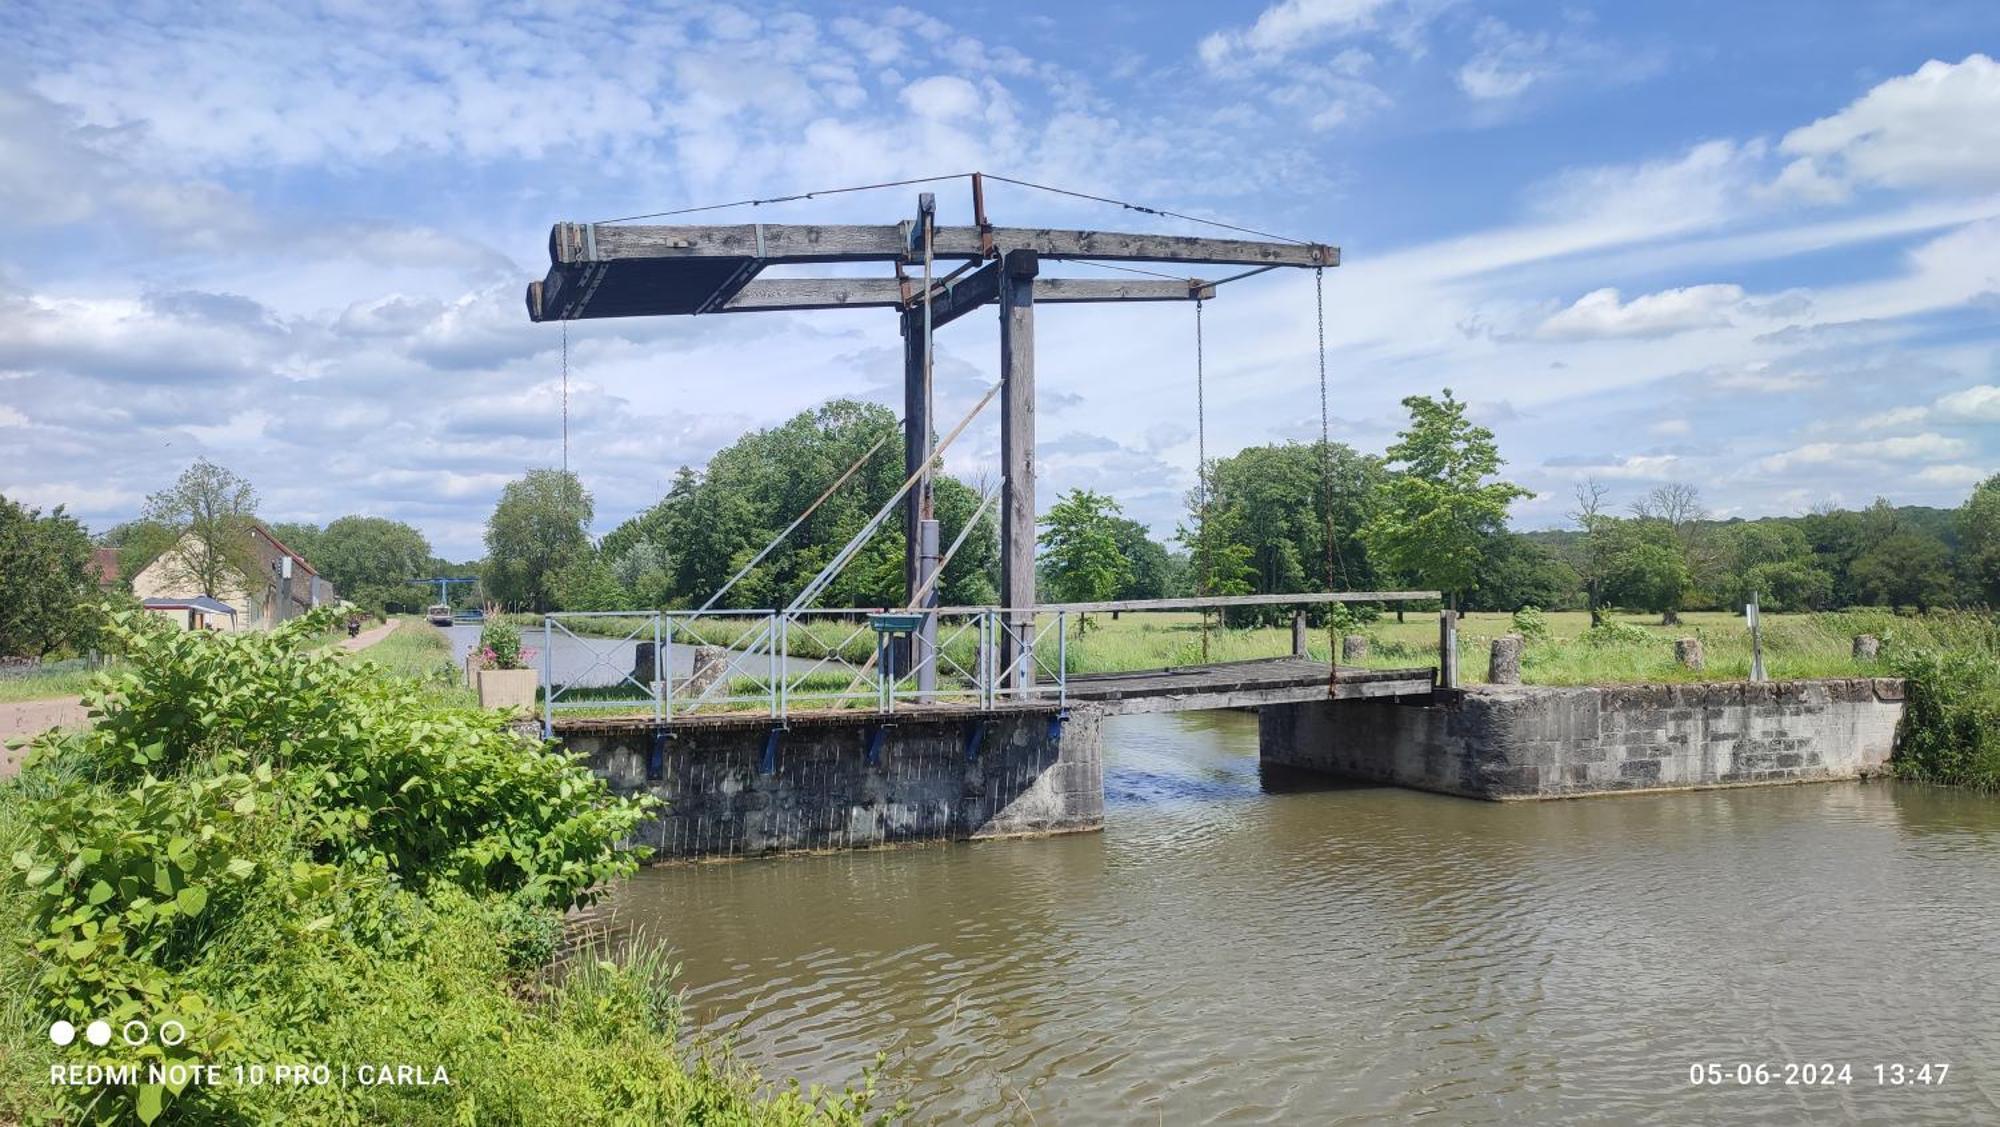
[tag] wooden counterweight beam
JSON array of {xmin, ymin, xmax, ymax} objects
[
  {"xmin": 528, "ymin": 274, "xmax": 1215, "ymax": 321},
  {"xmin": 549, "ymin": 221, "xmax": 1336, "ymax": 269}
]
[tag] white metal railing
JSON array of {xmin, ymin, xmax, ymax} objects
[{"xmin": 540, "ymin": 607, "xmax": 1068, "ymax": 732}]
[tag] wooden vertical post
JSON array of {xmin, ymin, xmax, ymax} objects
[
  {"xmin": 1438, "ymin": 609, "xmax": 1459, "ymax": 689},
  {"xmin": 1292, "ymin": 610, "xmax": 1308, "ymax": 658},
  {"xmin": 999, "ymin": 249, "xmax": 1038, "ymax": 687}
]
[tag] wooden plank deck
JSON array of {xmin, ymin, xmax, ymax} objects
[{"xmin": 1065, "ymin": 658, "xmax": 1436, "ymax": 715}]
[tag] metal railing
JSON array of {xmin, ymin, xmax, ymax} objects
[{"xmin": 539, "ymin": 607, "xmax": 1068, "ymax": 733}]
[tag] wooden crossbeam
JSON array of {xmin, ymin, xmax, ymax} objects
[
  {"xmin": 549, "ymin": 222, "xmax": 1335, "ymax": 269},
  {"xmin": 930, "ymin": 591, "xmax": 1442, "ymax": 615},
  {"xmin": 527, "ymin": 273, "xmax": 1214, "ymax": 320}
]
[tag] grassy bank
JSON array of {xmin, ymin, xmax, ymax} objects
[
  {"xmin": 0, "ymin": 662, "xmax": 103, "ymax": 704},
  {"xmin": 0, "ymin": 608, "xmax": 892, "ymax": 1124},
  {"xmin": 1889, "ymin": 614, "xmax": 2000, "ymax": 788}
]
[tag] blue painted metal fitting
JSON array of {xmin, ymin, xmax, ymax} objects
[
  {"xmin": 648, "ymin": 729, "xmax": 670, "ymax": 781},
  {"xmin": 865, "ymin": 725, "xmax": 887, "ymax": 767},
  {"xmin": 760, "ymin": 728, "xmax": 781, "ymax": 775},
  {"xmin": 963, "ymin": 718, "xmax": 987, "ymax": 763}
]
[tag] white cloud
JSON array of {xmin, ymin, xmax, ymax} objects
[
  {"xmin": 1915, "ymin": 464, "xmax": 1991, "ymax": 487},
  {"xmin": 1538, "ymin": 283, "xmax": 1746, "ymax": 338},
  {"xmin": 1648, "ymin": 418, "xmax": 1691, "ymax": 437},
  {"xmin": 1780, "ymin": 54, "xmax": 2000, "ymax": 197},
  {"xmin": 900, "ymin": 75, "xmax": 981, "ymax": 120},
  {"xmin": 1754, "ymin": 433, "xmax": 1969, "ymax": 475},
  {"xmin": 1935, "ymin": 383, "xmax": 2000, "ymax": 422},
  {"xmin": 1456, "ymin": 19, "xmax": 1548, "ymax": 101},
  {"xmin": 1856, "ymin": 405, "xmax": 1931, "ymax": 430},
  {"xmin": 1198, "ymin": 0, "xmax": 1392, "ymax": 71}
]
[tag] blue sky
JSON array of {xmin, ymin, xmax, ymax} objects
[{"xmin": 1, "ymin": 1, "xmax": 1996, "ymax": 559}]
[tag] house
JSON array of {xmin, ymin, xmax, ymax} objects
[
  {"xmin": 131, "ymin": 523, "xmax": 337, "ymax": 631},
  {"xmin": 89, "ymin": 547, "xmax": 121, "ymax": 590}
]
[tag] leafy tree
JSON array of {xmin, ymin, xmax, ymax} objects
[
  {"xmin": 1567, "ymin": 478, "xmax": 1615, "ymax": 625},
  {"xmin": 550, "ymin": 549, "xmax": 630, "ymax": 612},
  {"xmin": 1196, "ymin": 440, "xmax": 1385, "ymax": 623},
  {"xmin": 1107, "ymin": 518, "xmax": 1173, "ymax": 601},
  {"xmin": 1038, "ymin": 490, "xmax": 1132, "ymax": 615},
  {"xmin": 99, "ymin": 519, "xmax": 180, "ymax": 592},
  {"xmin": 600, "ymin": 400, "xmax": 995, "ymax": 610},
  {"xmin": 1361, "ymin": 389, "xmax": 1527, "ymax": 607},
  {"xmin": 1958, "ymin": 473, "xmax": 2000, "ymax": 605},
  {"xmin": 1850, "ymin": 530, "xmax": 1956, "ymax": 611},
  {"xmin": 1467, "ymin": 532, "xmax": 1579, "ymax": 611},
  {"xmin": 0, "ymin": 495, "xmax": 98, "ymax": 657},
  {"xmin": 484, "ymin": 469, "xmax": 593, "ymax": 611},
  {"xmin": 1600, "ymin": 519, "xmax": 1693, "ymax": 623},
  {"xmin": 277, "ymin": 516, "xmax": 434, "ymax": 614},
  {"xmin": 607, "ymin": 537, "xmax": 676, "ymax": 609},
  {"xmin": 1720, "ymin": 523, "xmax": 1831, "ymax": 611},
  {"xmin": 140, "ymin": 458, "xmax": 261, "ymax": 598}
]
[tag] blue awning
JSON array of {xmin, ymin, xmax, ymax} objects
[{"xmin": 143, "ymin": 596, "xmax": 238, "ymax": 617}]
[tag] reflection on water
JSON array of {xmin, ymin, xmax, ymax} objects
[{"xmin": 604, "ymin": 710, "xmax": 2000, "ymax": 1123}]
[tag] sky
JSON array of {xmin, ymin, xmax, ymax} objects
[{"xmin": 1, "ymin": 0, "xmax": 1997, "ymax": 560}]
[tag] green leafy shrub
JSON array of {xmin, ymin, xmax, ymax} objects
[
  {"xmin": 1582, "ymin": 620, "xmax": 1653, "ymax": 647},
  {"xmin": 1510, "ymin": 605, "xmax": 1550, "ymax": 643},
  {"xmin": 1891, "ymin": 619, "xmax": 2000, "ymax": 788},
  {"xmin": 1, "ymin": 607, "xmax": 886, "ymax": 1124}
]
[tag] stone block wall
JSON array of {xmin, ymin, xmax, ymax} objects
[
  {"xmin": 1261, "ymin": 679, "xmax": 1904, "ymax": 800},
  {"xmin": 560, "ymin": 707, "xmax": 1103, "ymax": 858}
]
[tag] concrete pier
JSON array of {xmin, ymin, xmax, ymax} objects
[
  {"xmin": 559, "ymin": 706, "xmax": 1102, "ymax": 858},
  {"xmin": 1260, "ymin": 678, "xmax": 1906, "ymax": 799}
]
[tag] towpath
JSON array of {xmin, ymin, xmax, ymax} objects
[{"xmin": 1, "ymin": 618, "xmax": 403, "ymax": 776}]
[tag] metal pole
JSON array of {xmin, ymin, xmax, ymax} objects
[{"xmin": 542, "ymin": 616, "xmax": 553, "ymax": 738}]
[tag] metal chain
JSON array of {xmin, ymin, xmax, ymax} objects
[
  {"xmin": 1195, "ymin": 297, "xmax": 1210, "ymax": 662},
  {"xmin": 1316, "ymin": 267, "xmax": 1336, "ymax": 679},
  {"xmin": 560, "ymin": 319, "xmax": 570, "ymax": 475}
]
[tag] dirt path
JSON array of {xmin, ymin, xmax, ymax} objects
[
  {"xmin": 339, "ymin": 618, "xmax": 401, "ymax": 652},
  {"xmin": 2, "ymin": 620, "xmax": 404, "ymax": 777}
]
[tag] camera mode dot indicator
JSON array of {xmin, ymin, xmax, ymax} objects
[
  {"xmin": 49, "ymin": 1020, "xmax": 75, "ymax": 1046},
  {"xmin": 85, "ymin": 1021, "xmax": 111, "ymax": 1047}
]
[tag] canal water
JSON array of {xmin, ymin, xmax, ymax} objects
[{"xmin": 604, "ymin": 710, "xmax": 2000, "ymax": 1123}]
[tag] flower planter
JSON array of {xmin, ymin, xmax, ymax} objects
[{"xmin": 476, "ymin": 667, "xmax": 539, "ymax": 711}]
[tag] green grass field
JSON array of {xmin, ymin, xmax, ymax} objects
[{"xmin": 497, "ymin": 605, "xmax": 1985, "ymax": 690}]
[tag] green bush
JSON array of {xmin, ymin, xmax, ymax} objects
[
  {"xmin": 1582, "ymin": 620, "xmax": 1653, "ymax": 647},
  {"xmin": 1, "ymin": 607, "xmax": 889, "ymax": 1125},
  {"xmin": 1891, "ymin": 618, "xmax": 2000, "ymax": 788},
  {"xmin": 1510, "ymin": 605, "xmax": 1550, "ymax": 643}
]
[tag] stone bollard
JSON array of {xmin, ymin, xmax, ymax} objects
[
  {"xmin": 1340, "ymin": 634, "xmax": 1369, "ymax": 663},
  {"xmin": 1675, "ymin": 637, "xmax": 1704, "ymax": 671},
  {"xmin": 1852, "ymin": 634, "xmax": 1880, "ymax": 661},
  {"xmin": 632, "ymin": 641, "xmax": 657, "ymax": 684},
  {"xmin": 685, "ymin": 647, "xmax": 728, "ymax": 697},
  {"xmin": 1488, "ymin": 634, "xmax": 1524, "ymax": 685}
]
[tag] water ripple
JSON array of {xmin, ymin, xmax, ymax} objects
[{"xmin": 608, "ymin": 711, "xmax": 2000, "ymax": 1124}]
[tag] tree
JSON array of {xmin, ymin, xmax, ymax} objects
[
  {"xmin": 1038, "ymin": 490, "xmax": 1131, "ymax": 616},
  {"xmin": 1850, "ymin": 530, "xmax": 1955, "ymax": 611},
  {"xmin": 0, "ymin": 496, "xmax": 99, "ymax": 657},
  {"xmin": 1600, "ymin": 519, "xmax": 1693, "ymax": 623},
  {"xmin": 1567, "ymin": 478, "xmax": 1616, "ymax": 625},
  {"xmin": 304, "ymin": 516, "xmax": 434, "ymax": 614},
  {"xmin": 1195, "ymin": 440, "xmax": 1387, "ymax": 623},
  {"xmin": 1467, "ymin": 532, "xmax": 1579, "ymax": 612},
  {"xmin": 99, "ymin": 519, "xmax": 180, "ymax": 592},
  {"xmin": 1361, "ymin": 389, "xmax": 1528, "ymax": 607},
  {"xmin": 484, "ymin": 469, "xmax": 593, "ymax": 611},
  {"xmin": 1958, "ymin": 474, "xmax": 2000, "ymax": 605},
  {"xmin": 607, "ymin": 537, "xmax": 676, "ymax": 609},
  {"xmin": 1721, "ymin": 523, "xmax": 1831, "ymax": 611},
  {"xmin": 550, "ymin": 549, "xmax": 630, "ymax": 612},
  {"xmin": 140, "ymin": 459, "xmax": 261, "ymax": 598},
  {"xmin": 1107, "ymin": 518, "xmax": 1173, "ymax": 601}
]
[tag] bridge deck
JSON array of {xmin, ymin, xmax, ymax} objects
[
  {"xmin": 1065, "ymin": 658, "xmax": 1435, "ymax": 715},
  {"xmin": 547, "ymin": 657, "xmax": 1435, "ymax": 733}
]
